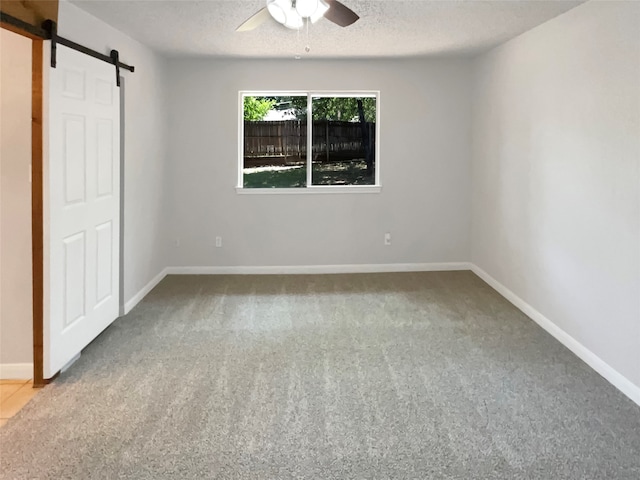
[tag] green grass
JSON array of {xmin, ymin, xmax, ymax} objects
[{"xmin": 243, "ymin": 161, "xmax": 374, "ymax": 188}]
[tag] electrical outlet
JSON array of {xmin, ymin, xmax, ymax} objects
[
  {"xmin": 384, "ymin": 232, "xmax": 391, "ymax": 246},
  {"xmin": 215, "ymin": 236, "xmax": 222, "ymax": 248},
  {"xmin": 175, "ymin": 238, "xmax": 180, "ymax": 247}
]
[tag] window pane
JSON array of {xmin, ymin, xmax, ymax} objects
[
  {"xmin": 243, "ymin": 95, "xmax": 307, "ymax": 188},
  {"xmin": 311, "ymin": 96, "xmax": 376, "ymax": 186}
]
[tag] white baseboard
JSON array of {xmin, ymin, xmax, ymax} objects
[
  {"xmin": 165, "ymin": 262, "xmax": 472, "ymax": 275},
  {"xmin": 470, "ymin": 264, "xmax": 640, "ymax": 408},
  {"xmin": 123, "ymin": 268, "xmax": 168, "ymax": 315},
  {"xmin": 0, "ymin": 363, "xmax": 33, "ymax": 380},
  {"xmin": 61, "ymin": 353, "xmax": 81, "ymax": 373},
  {"xmin": 124, "ymin": 263, "xmax": 468, "ymax": 314}
]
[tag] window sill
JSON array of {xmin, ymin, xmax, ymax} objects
[{"xmin": 235, "ymin": 185, "xmax": 382, "ymax": 195}]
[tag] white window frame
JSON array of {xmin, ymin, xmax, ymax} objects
[{"xmin": 237, "ymin": 90, "xmax": 381, "ymax": 194}]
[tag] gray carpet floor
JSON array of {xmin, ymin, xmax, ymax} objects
[{"xmin": 1, "ymin": 272, "xmax": 639, "ymax": 479}]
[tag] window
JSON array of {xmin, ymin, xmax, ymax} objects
[{"xmin": 239, "ymin": 92, "xmax": 379, "ymax": 192}]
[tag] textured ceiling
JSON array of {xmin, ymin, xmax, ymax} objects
[{"xmin": 69, "ymin": 0, "xmax": 586, "ymax": 59}]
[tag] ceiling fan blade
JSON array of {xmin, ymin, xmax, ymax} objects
[
  {"xmin": 324, "ymin": 0, "xmax": 359, "ymax": 27},
  {"xmin": 236, "ymin": 7, "xmax": 270, "ymax": 32}
]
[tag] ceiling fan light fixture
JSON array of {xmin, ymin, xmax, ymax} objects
[
  {"xmin": 238, "ymin": 0, "xmax": 358, "ymax": 32},
  {"xmin": 266, "ymin": 0, "xmax": 288, "ymax": 24},
  {"xmin": 295, "ymin": 0, "xmax": 318, "ymax": 18},
  {"xmin": 283, "ymin": 7, "xmax": 304, "ymax": 29},
  {"xmin": 309, "ymin": 0, "xmax": 330, "ymax": 23}
]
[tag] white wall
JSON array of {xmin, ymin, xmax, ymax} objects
[
  {"xmin": 0, "ymin": 29, "xmax": 34, "ymax": 372},
  {"xmin": 471, "ymin": 0, "xmax": 640, "ymax": 397},
  {"xmin": 57, "ymin": 0, "xmax": 170, "ymax": 304},
  {"xmin": 165, "ymin": 58, "xmax": 472, "ymax": 268}
]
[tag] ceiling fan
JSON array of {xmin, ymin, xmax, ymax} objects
[{"xmin": 236, "ymin": 0, "xmax": 359, "ymax": 32}]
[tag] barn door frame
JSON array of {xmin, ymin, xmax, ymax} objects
[{"xmin": 0, "ymin": 20, "xmax": 45, "ymax": 387}]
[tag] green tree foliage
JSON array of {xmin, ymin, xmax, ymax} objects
[
  {"xmin": 283, "ymin": 96, "xmax": 376, "ymax": 122},
  {"xmin": 312, "ymin": 97, "xmax": 376, "ymax": 122},
  {"xmin": 243, "ymin": 96, "xmax": 276, "ymax": 121},
  {"xmin": 244, "ymin": 95, "xmax": 376, "ymax": 123}
]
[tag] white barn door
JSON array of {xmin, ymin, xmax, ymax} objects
[{"xmin": 46, "ymin": 44, "xmax": 120, "ymax": 378}]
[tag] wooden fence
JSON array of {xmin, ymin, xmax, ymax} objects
[{"xmin": 243, "ymin": 120, "xmax": 375, "ymax": 166}]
